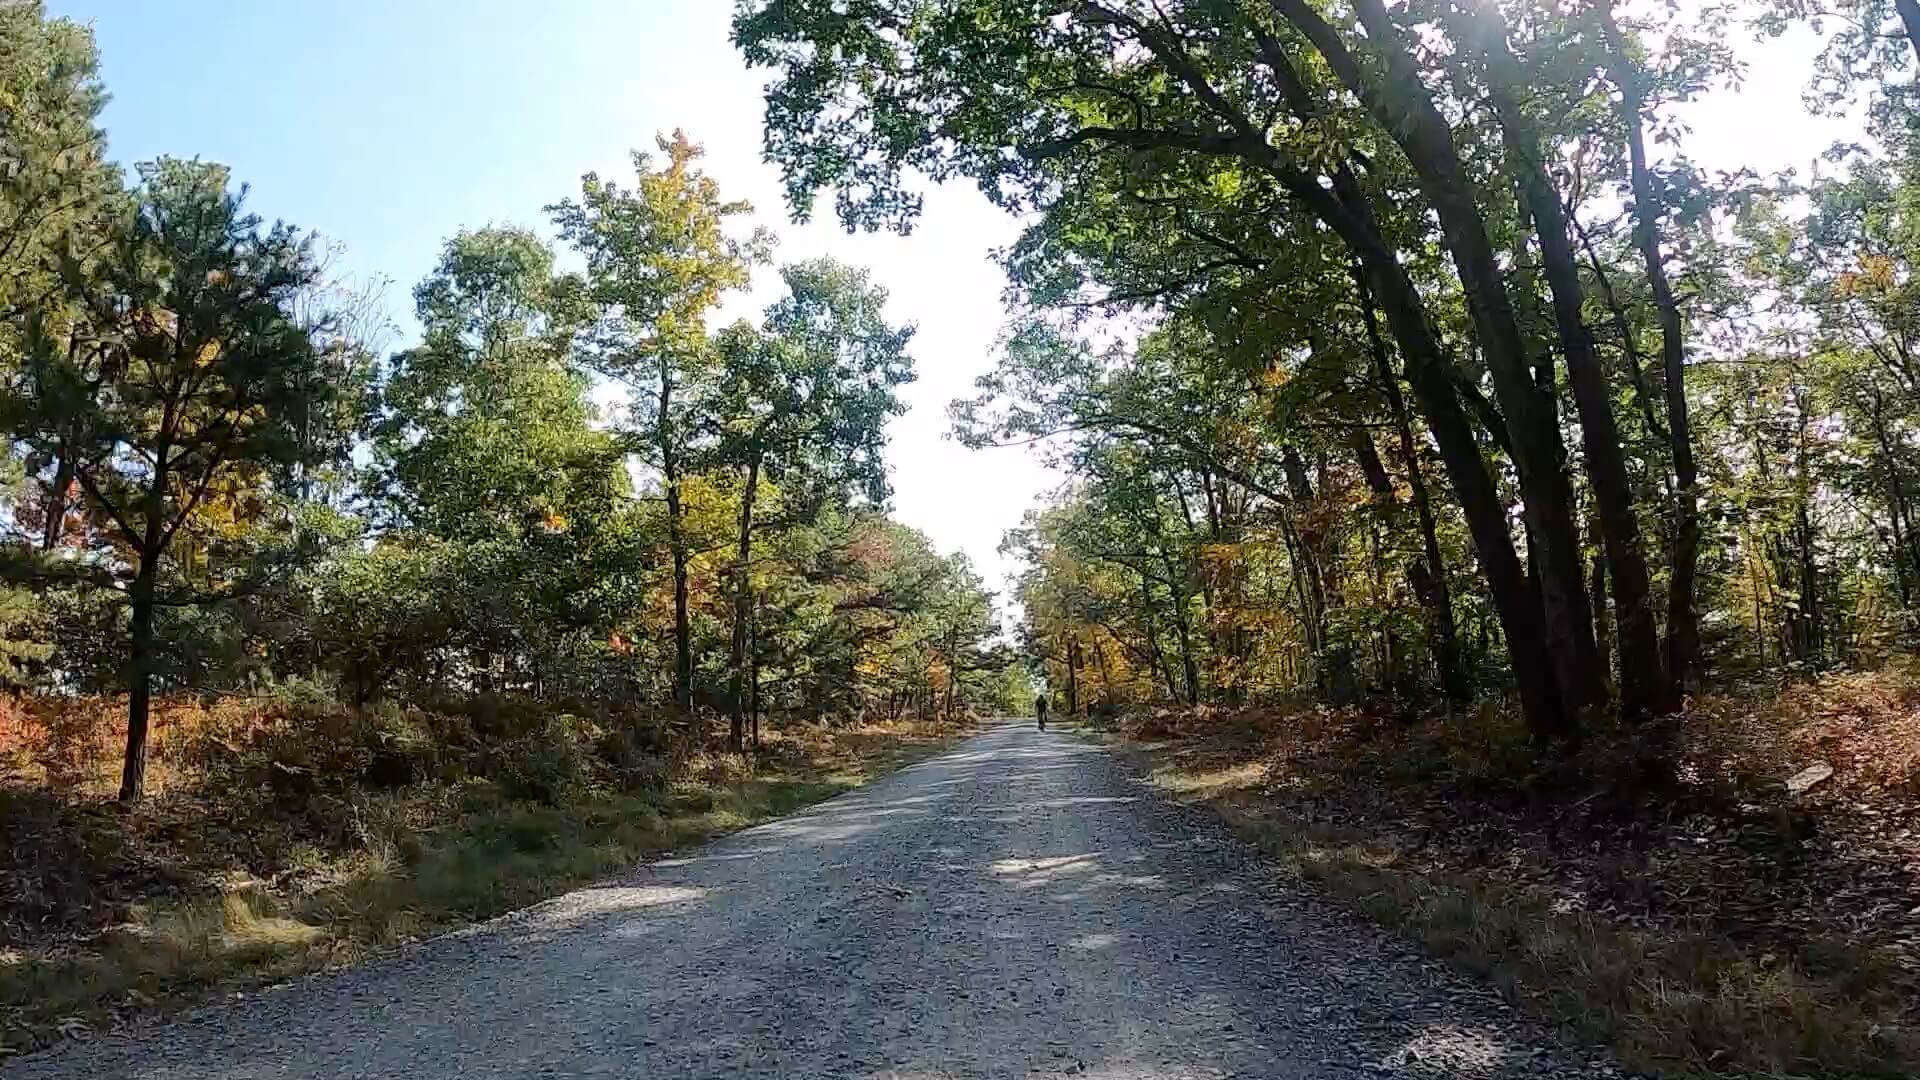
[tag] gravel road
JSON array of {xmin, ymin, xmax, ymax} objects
[{"xmin": 10, "ymin": 722, "xmax": 1621, "ymax": 1079}]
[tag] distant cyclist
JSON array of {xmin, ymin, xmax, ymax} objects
[{"xmin": 1035, "ymin": 693, "xmax": 1049, "ymax": 731}]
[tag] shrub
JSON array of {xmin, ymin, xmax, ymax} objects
[
  {"xmin": 593, "ymin": 720, "xmax": 671, "ymax": 791},
  {"xmin": 488, "ymin": 713, "xmax": 604, "ymax": 805}
]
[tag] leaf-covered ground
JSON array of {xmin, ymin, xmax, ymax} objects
[{"xmin": 1114, "ymin": 665, "xmax": 1920, "ymax": 1077}]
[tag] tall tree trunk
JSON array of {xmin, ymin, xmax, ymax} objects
[
  {"xmin": 943, "ymin": 627, "xmax": 958, "ymax": 721},
  {"xmin": 1282, "ymin": 519, "xmax": 1324, "ymax": 663},
  {"xmin": 1890, "ymin": 478, "xmax": 1914, "ymax": 615},
  {"xmin": 1346, "ymin": 221, "xmax": 1568, "ymax": 738},
  {"xmin": 119, "ymin": 558, "xmax": 158, "ymax": 804},
  {"xmin": 1798, "ymin": 510, "xmax": 1820, "ymax": 662},
  {"xmin": 1794, "ymin": 397, "xmax": 1822, "ymax": 664},
  {"xmin": 1204, "ymin": 8, "xmax": 1565, "ymax": 734},
  {"xmin": 727, "ymin": 453, "xmax": 761, "ymax": 751},
  {"xmin": 1349, "ymin": 432, "xmax": 1399, "ymax": 688},
  {"xmin": 749, "ymin": 596, "xmax": 763, "ymax": 749},
  {"xmin": 118, "ymin": 453, "xmax": 173, "ymax": 806},
  {"xmin": 1141, "ymin": 577, "xmax": 1178, "ymax": 699},
  {"xmin": 660, "ymin": 364, "xmax": 694, "ymax": 711},
  {"xmin": 1869, "ymin": 386, "xmax": 1918, "ymax": 622},
  {"xmin": 1064, "ymin": 635, "xmax": 1081, "ymax": 716},
  {"xmin": 1166, "ymin": 580, "xmax": 1201, "ymax": 706},
  {"xmin": 1090, "ymin": 635, "xmax": 1113, "ymax": 710},
  {"xmin": 1600, "ymin": 4, "xmax": 1702, "ymax": 688},
  {"xmin": 1474, "ymin": 14, "xmax": 1673, "ymax": 718},
  {"xmin": 1275, "ymin": 0, "xmax": 1604, "ymax": 726},
  {"xmin": 1573, "ymin": 211, "xmax": 1673, "ymax": 478},
  {"xmin": 1282, "ymin": 447, "xmax": 1350, "ymax": 695},
  {"xmin": 1284, "ymin": 524, "xmax": 1320, "ymax": 674}
]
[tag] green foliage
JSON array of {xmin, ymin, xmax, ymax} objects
[
  {"xmin": 0, "ymin": 0, "xmax": 118, "ymax": 320},
  {"xmin": 735, "ymin": 0, "xmax": 1916, "ymax": 723},
  {"xmin": 0, "ymin": 582, "xmax": 50, "ymax": 686},
  {"xmin": 711, "ymin": 257, "xmax": 916, "ymax": 509}
]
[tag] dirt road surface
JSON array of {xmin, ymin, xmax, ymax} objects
[{"xmin": 9, "ymin": 722, "xmax": 1619, "ymax": 1079}]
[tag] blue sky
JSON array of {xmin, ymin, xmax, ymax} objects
[{"xmin": 53, "ymin": 0, "xmax": 1056, "ymax": 598}]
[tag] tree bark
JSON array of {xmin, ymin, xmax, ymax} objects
[
  {"xmin": 1591, "ymin": 544, "xmax": 1612, "ymax": 684},
  {"xmin": 1599, "ymin": 4, "xmax": 1702, "ymax": 688},
  {"xmin": 1090, "ymin": 636, "xmax": 1113, "ymax": 711},
  {"xmin": 660, "ymin": 361, "xmax": 694, "ymax": 711},
  {"xmin": 749, "ymin": 596, "xmax": 763, "ymax": 749},
  {"xmin": 1474, "ymin": 14, "xmax": 1673, "ymax": 717},
  {"xmin": 1572, "ymin": 211, "xmax": 1672, "ymax": 468},
  {"xmin": 119, "ymin": 559, "xmax": 157, "ymax": 804},
  {"xmin": 1086, "ymin": 0, "xmax": 1563, "ymax": 732},
  {"xmin": 1868, "ymin": 386, "xmax": 1918, "ymax": 623},
  {"xmin": 1064, "ymin": 635, "xmax": 1081, "ymax": 716},
  {"xmin": 1281, "ymin": 446, "xmax": 1334, "ymax": 690},
  {"xmin": 1340, "ymin": 207, "xmax": 1568, "ymax": 737},
  {"xmin": 1274, "ymin": 0, "xmax": 1603, "ymax": 728},
  {"xmin": 1167, "ymin": 578, "xmax": 1201, "ymax": 705},
  {"xmin": 1141, "ymin": 577, "xmax": 1179, "ymax": 699},
  {"xmin": 728, "ymin": 452, "xmax": 761, "ymax": 751},
  {"xmin": 1794, "ymin": 394, "xmax": 1822, "ymax": 664}
]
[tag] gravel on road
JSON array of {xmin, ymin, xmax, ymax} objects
[{"xmin": 8, "ymin": 722, "xmax": 1622, "ymax": 1079}]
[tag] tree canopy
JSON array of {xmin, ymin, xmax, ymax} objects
[{"xmin": 736, "ymin": 0, "xmax": 1920, "ymax": 734}]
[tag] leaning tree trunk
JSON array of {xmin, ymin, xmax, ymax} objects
[
  {"xmin": 660, "ymin": 364, "xmax": 695, "ymax": 712},
  {"xmin": 1133, "ymin": 1, "xmax": 1565, "ymax": 735},
  {"xmin": 1600, "ymin": 3, "xmax": 1702, "ymax": 689},
  {"xmin": 1274, "ymin": 0, "xmax": 1603, "ymax": 731},
  {"xmin": 1475, "ymin": 15, "xmax": 1673, "ymax": 718},
  {"xmin": 1340, "ymin": 201, "xmax": 1569, "ymax": 738}
]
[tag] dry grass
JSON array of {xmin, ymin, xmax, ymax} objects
[
  {"xmin": 1112, "ymin": 665, "xmax": 1920, "ymax": 1079},
  {"xmin": 0, "ymin": 699, "xmax": 965, "ymax": 1056}
]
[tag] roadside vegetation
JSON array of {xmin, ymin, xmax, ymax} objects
[
  {"xmin": 1110, "ymin": 668, "xmax": 1920, "ymax": 1077},
  {"xmin": 2, "ymin": 692, "xmax": 965, "ymax": 1053}
]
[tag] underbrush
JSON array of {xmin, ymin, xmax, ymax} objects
[
  {"xmin": 0, "ymin": 693, "xmax": 962, "ymax": 1054},
  {"xmin": 1114, "ymin": 663, "xmax": 1920, "ymax": 1079}
]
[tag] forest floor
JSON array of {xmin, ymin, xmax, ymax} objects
[
  {"xmin": 0, "ymin": 698, "xmax": 967, "ymax": 1056},
  {"xmin": 1108, "ymin": 664, "xmax": 1920, "ymax": 1079}
]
